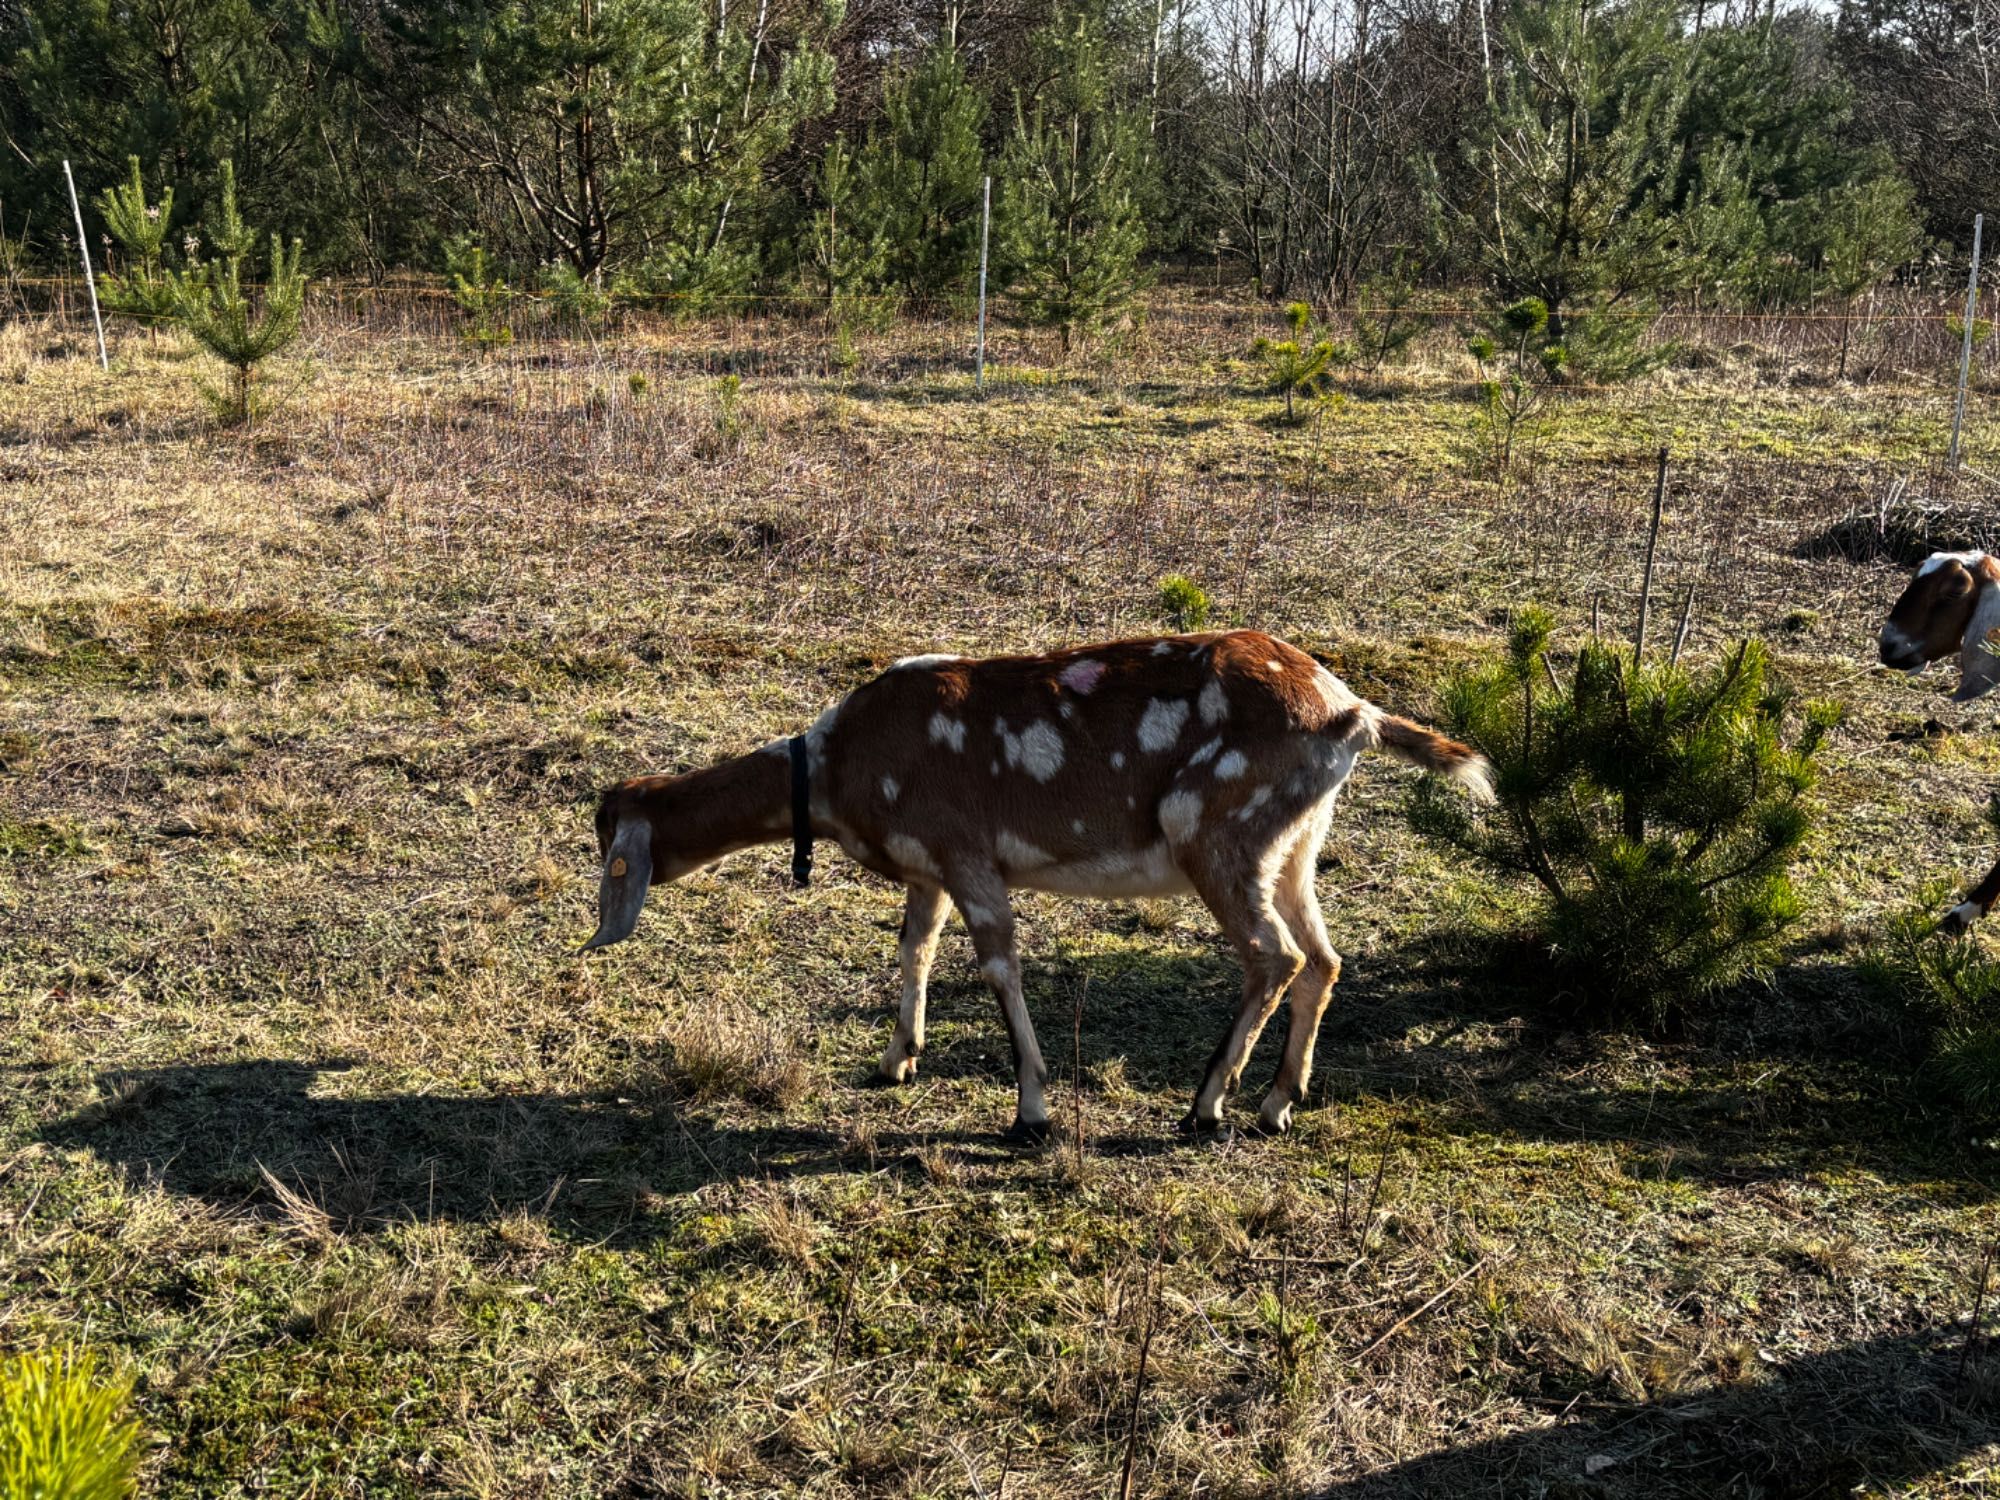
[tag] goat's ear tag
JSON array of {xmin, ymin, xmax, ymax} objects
[{"xmin": 609, "ymin": 857, "xmax": 628, "ymax": 878}]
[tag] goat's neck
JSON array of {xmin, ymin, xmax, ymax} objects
[{"xmin": 625, "ymin": 748, "xmax": 793, "ymax": 876}]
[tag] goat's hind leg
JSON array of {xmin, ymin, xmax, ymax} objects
[
  {"xmin": 1257, "ymin": 822, "xmax": 1340, "ymax": 1134},
  {"xmin": 878, "ymin": 882, "xmax": 952, "ymax": 1084},
  {"xmin": 1178, "ymin": 853, "xmax": 1304, "ymax": 1135}
]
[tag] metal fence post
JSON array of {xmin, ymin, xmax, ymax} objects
[
  {"xmin": 975, "ymin": 174, "xmax": 990, "ymax": 394},
  {"xmin": 62, "ymin": 159, "xmax": 109, "ymax": 370},
  {"xmin": 1951, "ymin": 211, "xmax": 1983, "ymax": 469}
]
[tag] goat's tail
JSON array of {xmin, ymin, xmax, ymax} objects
[{"xmin": 1364, "ymin": 708, "xmax": 1495, "ymax": 803}]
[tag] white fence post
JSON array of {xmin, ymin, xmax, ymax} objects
[
  {"xmin": 975, "ymin": 174, "xmax": 990, "ymax": 394},
  {"xmin": 62, "ymin": 159, "xmax": 109, "ymax": 370},
  {"xmin": 1951, "ymin": 211, "xmax": 1983, "ymax": 469}
]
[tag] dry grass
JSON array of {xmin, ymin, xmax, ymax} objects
[{"xmin": 3, "ymin": 286, "xmax": 2000, "ymax": 1496}]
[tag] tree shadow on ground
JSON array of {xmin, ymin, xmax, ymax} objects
[
  {"xmin": 975, "ymin": 913, "xmax": 1997, "ymax": 1196},
  {"xmin": 1311, "ymin": 1326, "xmax": 1999, "ymax": 1499}
]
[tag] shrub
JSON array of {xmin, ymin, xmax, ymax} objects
[
  {"xmin": 1408, "ymin": 606, "xmax": 1842, "ymax": 1022},
  {"xmin": 0, "ymin": 1347, "xmax": 142, "ymax": 1500},
  {"xmin": 1352, "ymin": 257, "xmax": 1426, "ymax": 373},
  {"xmin": 540, "ymin": 261, "xmax": 613, "ymax": 332},
  {"xmin": 1465, "ymin": 297, "xmax": 1559, "ymax": 477},
  {"xmin": 445, "ymin": 238, "xmax": 512, "ymax": 352},
  {"xmin": 1157, "ymin": 574, "xmax": 1211, "ymax": 632},
  {"xmin": 96, "ymin": 157, "xmax": 177, "ymax": 328},
  {"xmin": 1252, "ymin": 300, "xmax": 1351, "ymax": 422},
  {"xmin": 166, "ymin": 160, "xmax": 305, "ymax": 424},
  {"xmin": 1866, "ymin": 875, "xmax": 2000, "ymax": 1118}
]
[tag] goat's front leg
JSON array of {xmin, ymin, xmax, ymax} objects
[
  {"xmin": 878, "ymin": 883, "xmax": 952, "ymax": 1084},
  {"xmin": 950, "ymin": 869, "xmax": 1048, "ymax": 1142},
  {"xmin": 1944, "ymin": 854, "xmax": 2000, "ymax": 934}
]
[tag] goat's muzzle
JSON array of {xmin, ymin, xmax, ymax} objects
[
  {"xmin": 580, "ymin": 816, "xmax": 653, "ymax": 952},
  {"xmin": 1876, "ymin": 626, "xmax": 1926, "ymax": 673}
]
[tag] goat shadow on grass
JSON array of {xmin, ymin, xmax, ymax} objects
[
  {"xmin": 941, "ymin": 912, "xmax": 2000, "ymax": 1196},
  {"xmin": 34, "ymin": 928, "xmax": 1996, "ymax": 1237},
  {"xmin": 1310, "ymin": 1326, "xmax": 1999, "ymax": 1500},
  {"xmin": 31, "ymin": 1057, "xmax": 1181, "ymax": 1247}
]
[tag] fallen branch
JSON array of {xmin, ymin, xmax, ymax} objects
[{"xmin": 1354, "ymin": 1252, "xmax": 1499, "ymax": 1361}]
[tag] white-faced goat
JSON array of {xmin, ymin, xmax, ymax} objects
[
  {"xmin": 585, "ymin": 630, "xmax": 1493, "ymax": 1140},
  {"xmin": 1878, "ymin": 550, "xmax": 2000, "ymax": 701}
]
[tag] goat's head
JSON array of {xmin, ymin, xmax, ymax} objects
[
  {"xmin": 581, "ymin": 753, "xmax": 793, "ymax": 951},
  {"xmin": 1880, "ymin": 551, "xmax": 1989, "ymax": 676},
  {"xmin": 581, "ymin": 784, "xmax": 659, "ymax": 951}
]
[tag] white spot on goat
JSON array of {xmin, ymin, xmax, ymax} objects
[
  {"xmin": 1060, "ymin": 659, "xmax": 1107, "ymax": 694},
  {"xmin": 880, "ymin": 777, "xmax": 899, "ymax": 803},
  {"xmin": 1920, "ymin": 550, "xmax": 1986, "ymax": 577},
  {"xmin": 1232, "ymin": 785, "xmax": 1273, "ymax": 821},
  {"xmin": 1199, "ymin": 679, "xmax": 1229, "ymax": 726},
  {"xmin": 1071, "ymin": 818, "xmax": 1086, "ymax": 835},
  {"xmin": 998, "ymin": 719, "xmax": 1065, "ymax": 783},
  {"xmin": 996, "ymin": 831, "xmax": 1052, "ymax": 870},
  {"xmin": 894, "ymin": 653, "xmax": 962, "ymax": 671},
  {"xmin": 804, "ymin": 701, "xmax": 842, "ymax": 773},
  {"xmin": 928, "ymin": 713, "xmax": 967, "ymax": 752},
  {"xmin": 884, "ymin": 833, "xmax": 940, "ymax": 878},
  {"xmin": 1159, "ymin": 790, "xmax": 1204, "ymax": 843},
  {"xmin": 981, "ymin": 955, "xmax": 1016, "ymax": 985},
  {"xmin": 1110, "ymin": 751, "xmax": 1127, "ymax": 770},
  {"xmin": 963, "ymin": 902, "xmax": 1000, "ymax": 928},
  {"xmin": 1137, "ymin": 698, "xmax": 1190, "ymax": 753},
  {"xmin": 1152, "ymin": 641, "xmax": 1175, "ymax": 656},
  {"xmin": 1215, "ymin": 749, "xmax": 1248, "ymax": 780},
  {"xmin": 1190, "ymin": 737, "xmax": 1221, "ymax": 766}
]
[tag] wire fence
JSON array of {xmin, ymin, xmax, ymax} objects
[{"xmin": 8, "ymin": 268, "xmax": 1999, "ymax": 447}]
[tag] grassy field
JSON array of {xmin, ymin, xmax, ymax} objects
[{"xmin": 5, "ymin": 289, "xmax": 2000, "ymax": 1497}]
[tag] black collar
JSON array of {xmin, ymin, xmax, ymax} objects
[{"xmin": 788, "ymin": 735, "xmax": 814, "ymax": 887}]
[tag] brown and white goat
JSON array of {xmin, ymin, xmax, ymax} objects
[
  {"xmin": 1941, "ymin": 860, "xmax": 2000, "ymax": 935},
  {"xmin": 584, "ymin": 630, "xmax": 1493, "ymax": 1140},
  {"xmin": 1878, "ymin": 550, "xmax": 2000, "ymax": 700}
]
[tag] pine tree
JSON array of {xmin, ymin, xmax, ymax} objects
[
  {"xmin": 0, "ymin": 1346, "xmax": 143, "ymax": 1500},
  {"xmin": 1810, "ymin": 167, "xmax": 1928, "ymax": 377},
  {"xmin": 857, "ymin": 42, "xmax": 987, "ymax": 305},
  {"xmin": 166, "ymin": 161, "xmax": 306, "ymax": 424},
  {"xmin": 1465, "ymin": 296, "xmax": 1563, "ymax": 476},
  {"xmin": 806, "ymin": 132, "xmax": 889, "ymax": 321},
  {"xmin": 1466, "ymin": 0, "xmax": 1698, "ymax": 363},
  {"xmin": 1252, "ymin": 300, "xmax": 1350, "ymax": 422},
  {"xmin": 1408, "ymin": 606, "xmax": 1842, "ymax": 1021},
  {"xmin": 96, "ymin": 157, "xmax": 177, "ymax": 327},
  {"xmin": 445, "ymin": 238, "xmax": 514, "ymax": 352},
  {"xmin": 998, "ymin": 9, "xmax": 1151, "ymax": 358}
]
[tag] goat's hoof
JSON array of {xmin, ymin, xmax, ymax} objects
[
  {"xmin": 1943, "ymin": 902, "xmax": 1981, "ymax": 936},
  {"xmin": 1176, "ymin": 1110, "xmax": 1226, "ymax": 1137},
  {"xmin": 1003, "ymin": 1117, "xmax": 1051, "ymax": 1147},
  {"xmin": 868, "ymin": 1055, "xmax": 918, "ymax": 1087},
  {"xmin": 1246, "ymin": 1115, "xmax": 1290, "ymax": 1138}
]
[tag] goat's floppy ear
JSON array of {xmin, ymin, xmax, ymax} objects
[
  {"xmin": 581, "ymin": 815, "xmax": 653, "ymax": 951},
  {"xmin": 1955, "ymin": 571, "xmax": 2000, "ymax": 701}
]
